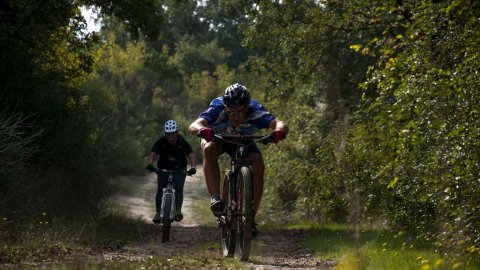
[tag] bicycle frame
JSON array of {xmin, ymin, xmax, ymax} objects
[
  {"xmin": 218, "ymin": 134, "xmax": 266, "ymax": 214},
  {"xmin": 224, "ymin": 141, "xmax": 252, "ymax": 217}
]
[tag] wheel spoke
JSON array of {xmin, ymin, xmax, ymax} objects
[
  {"xmin": 235, "ymin": 167, "xmax": 253, "ymax": 261},
  {"xmin": 161, "ymin": 193, "xmax": 172, "ymax": 243},
  {"xmin": 221, "ymin": 171, "xmax": 235, "ymax": 257}
]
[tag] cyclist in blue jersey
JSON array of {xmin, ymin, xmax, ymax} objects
[{"xmin": 188, "ymin": 83, "xmax": 288, "ymax": 234}]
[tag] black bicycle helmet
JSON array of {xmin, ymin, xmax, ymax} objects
[{"xmin": 223, "ymin": 83, "xmax": 251, "ymax": 108}]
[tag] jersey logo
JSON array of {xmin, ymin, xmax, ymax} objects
[{"xmin": 166, "ymin": 155, "xmax": 176, "ymax": 162}]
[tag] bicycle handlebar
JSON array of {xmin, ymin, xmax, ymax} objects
[
  {"xmin": 212, "ymin": 133, "xmax": 273, "ymax": 145},
  {"xmin": 154, "ymin": 168, "xmax": 188, "ymax": 175}
]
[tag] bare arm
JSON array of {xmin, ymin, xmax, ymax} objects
[
  {"xmin": 187, "ymin": 152, "xmax": 196, "ymax": 168},
  {"xmin": 268, "ymin": 119, "xmax": 289, "ymax": 134},
  {"xmin": 189, "ymin": 118, "xmax": 209, "ymax": 136},
  {"xmin": 147, "ymin": 152, "xmax": 158, "ymax": 166}
]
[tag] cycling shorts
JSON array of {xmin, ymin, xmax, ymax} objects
[
  {"xmin": 221, "ymin": 140, "xmax": 261, "ymax": 157},
  {"xmin": 201, "ymin": 139, "xmax": 262, "ymax": 157}
]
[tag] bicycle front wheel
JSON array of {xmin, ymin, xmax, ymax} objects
[
  {"xmin": 221, "ymin": 170, "xmax": 235, "ymax": 257},
  {"xmin": 235, "ymin": 166, "xmax": 253, "ymax": 261},
  {"xmin": 161, "ymin": 193, "xmax": 173, "ymax": 243}
]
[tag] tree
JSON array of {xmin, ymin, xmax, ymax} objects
[
  {"xmin": 242, "ymin": 0, "xmax": 380, "ymax": 221},
  {"xmin": 0, "ymin": 0, "xmax": 164, "ymax": 219},
  {"xmin": 351, "ymin": 0, "xmax": 480, "ymax": 258}
]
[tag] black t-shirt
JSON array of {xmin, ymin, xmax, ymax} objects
[{"xmin": 151, "ymin": 135, "xmax": 193, "ymax": 170}]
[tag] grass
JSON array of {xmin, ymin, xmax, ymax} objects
[
  {"xmin": 0, "ymin": 211, "xmax": 79, "ymax": 263},
  {"xmin": 5, "ymin": 213, "xmax": 477, "ymax": 270},
  {"xmin": 0, "ymin": 213, "xmax": 247, "ymax": 270},
  {"xmin": 0, "ymin": 214, "xmax": 152, "ymax": 265},
  {"xmin": 13, "ymin": 254, "xmax": 246, "ymax": 270},
  {"xmin": 287, "ymin": 222, "xmax": 479, "ymax": 270}
]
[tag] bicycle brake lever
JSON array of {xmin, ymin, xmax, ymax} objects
[
  {"xmin": 259, "ymin": 136, "xmax": 272, "ymax": 145},
  {"xmin": 211, "ymin": 134, "xmax": 223, "ymax": 143}
]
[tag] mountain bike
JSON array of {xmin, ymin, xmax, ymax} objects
[
  {"xmin": 154, "ymin": 169, "xmax": 188, "ymax": 243},
  {"xmin": 213, "ymin": 133, "xmax": 273, "ymax": 261}
]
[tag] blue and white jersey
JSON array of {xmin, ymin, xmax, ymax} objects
[{"xmin": 199, "ymin": 97, "xmax": 275, "ymax": 135}]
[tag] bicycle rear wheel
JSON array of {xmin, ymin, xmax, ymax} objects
[
  {"xmin": 235, "ymin": 166, "xmax": 253, "ymax": 261},
  {"xmin": 221, "ymin": 170, "xmax": 235, "ymax": 257},
  {"xmin": 161, "ymin": 193, "xmax": 173, "ymax": 243}
]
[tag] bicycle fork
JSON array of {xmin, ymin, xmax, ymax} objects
[{"xmin": 160, "ymin": 187, "xmax": 176, "ymax": 220}]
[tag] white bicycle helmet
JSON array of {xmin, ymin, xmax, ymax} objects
[{"xmin": 164, "ymin": 120, "xmax": 179, "ymax": 133}]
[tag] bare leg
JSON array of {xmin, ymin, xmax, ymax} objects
[
  {"xmin": 248, "ymin": 153, "xmax": 265, "ymax": 212},
  {"xmin": 202, "ymin": 142, "xmax": 221, "ymax": 197}
]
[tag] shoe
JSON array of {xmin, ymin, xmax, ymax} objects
[
  {"xmin": 210, "ymin": 197, "xmax": 225, "ymax": 217},
  {"xmin": 152, "ymin": 212, "xmax": 161, "ymax": 224},
  {"xmin": 174, "ymin": 211, "xmax": 183, "ymax": 222}
]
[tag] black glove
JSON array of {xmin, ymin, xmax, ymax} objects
[
  {"xmin": 197, "ymin": 128, "xmax": 215, "ymax": 142},
  {"xmin": 187, "ymin": 167, "xmax": 197, "ymax": 176},
  {"xmin": 271, "ymin": 129, "xmax": 287, "ymax": 144},
  {"xmin": 146, "ymin": 164, "xmax": 156, "ymax": 172},
  {"xmin": 259, "ymin": 135, "xmax": 272, "ymax": 145}
]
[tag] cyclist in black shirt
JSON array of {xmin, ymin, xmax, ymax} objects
[{"xmin": 146, "ymin": 120, "xmax": 197, "ymax": 223}]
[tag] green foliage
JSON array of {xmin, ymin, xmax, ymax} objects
[
  {"xmin": 82, "ymin": 0, "xmax": 164, "ymax": 40},
  {"xmin": 243, "ymin": 0, "xmax": 480, "ymax": 262},
  {"xmin": 243, "ymin": 0, "xmax": 377, "ymax": 224},
  {"xmin": 349, "ymin": 0, "xmax": 480, "ymax": 261},
  {"xmin": 0, "ymin": 0, "xmax": 166, "ymax": 220},
  {"xmin": 260, "ymin": 86, "xmax": 349, "ymax": 223},
  {"xmin": 282, "ymin": 223, "xmax": 479, "ymax": 270}
]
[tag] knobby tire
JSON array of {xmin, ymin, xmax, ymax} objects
[
  {"xmin": 221, "ymin": 170, "xmax": 236, "ymax": 257},
  {"xmin": 235, "ymin": 166, "xmax": 253, "ymax": 261},
  {"xmin": 161, "ymin": 193, "xmax": 173, "ymax": 243}
]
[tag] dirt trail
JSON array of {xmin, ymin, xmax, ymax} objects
[
  {"xmin": 113, "ymin": 168, "xmax": 204, "ymax": 226},
  {"xmin": 110, "ymin": 167, "xmax": 334, "ymax": 269}
]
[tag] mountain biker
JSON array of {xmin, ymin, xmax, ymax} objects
[
  {"xmin": 188, "ymin": 83, "xmax": 288, "ymax": 236},
  {"xmin": 146, "ymin": 120, "xmax": 197, "ymax": 224}
]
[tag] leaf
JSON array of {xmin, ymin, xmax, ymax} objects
[
  {"xmin": 387, "ymin": 177, "xmax": 398, "ymax": 189},
  {"xmin": 349, "ymin": 44, "xmax": 362, "ymax": 52}
]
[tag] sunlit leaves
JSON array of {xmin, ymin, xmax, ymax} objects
[{"xmin": 352, "ymin": 0, "xmax": 480, "ymax": 261}]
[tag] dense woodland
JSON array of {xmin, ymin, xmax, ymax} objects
[{"xmin": 1, "ymin": 0, "xmax": 478, "ymax": 263}]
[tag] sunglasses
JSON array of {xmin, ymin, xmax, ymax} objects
[
  {"xmin": 165, "ymin": 132, "xmax": 178, "ymax": 136},
  {"xmin": 225, "ymin": 106, "xmax": 246, "ymax": 117}
]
